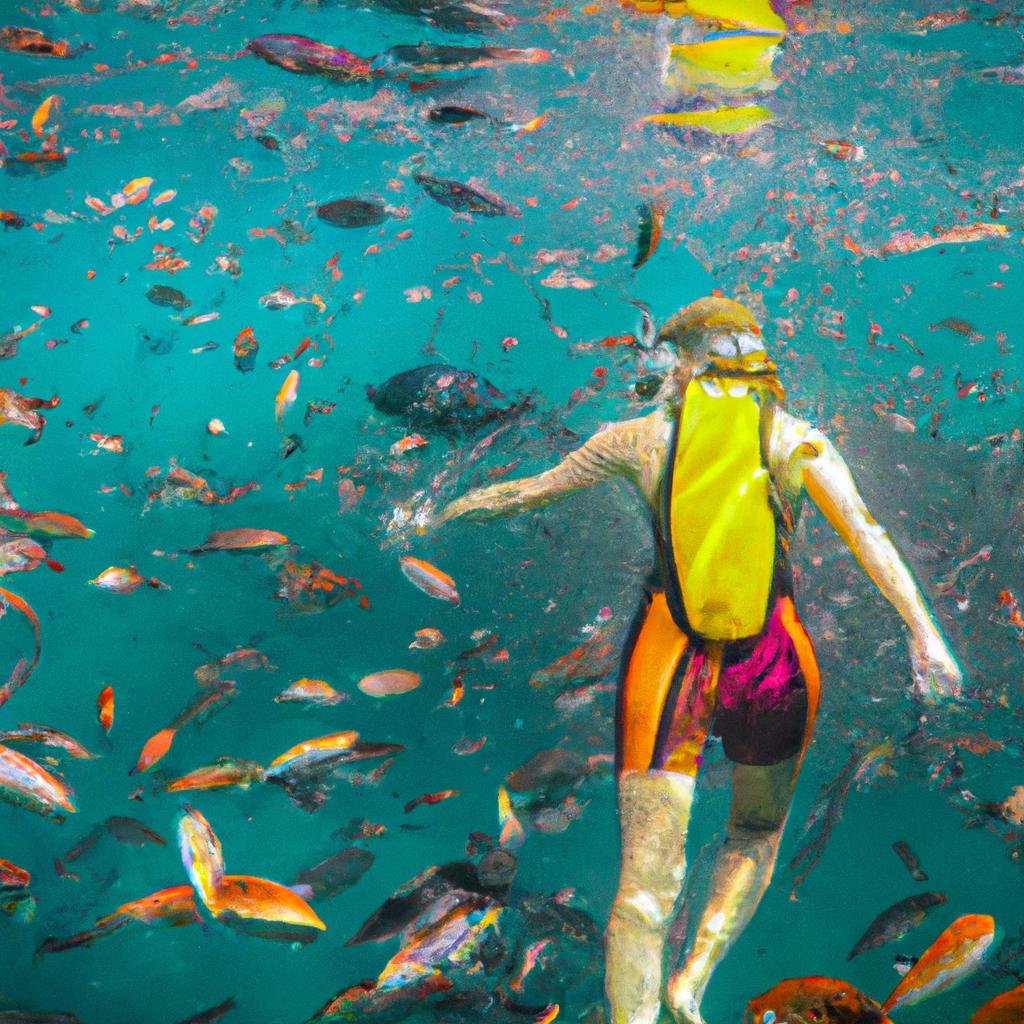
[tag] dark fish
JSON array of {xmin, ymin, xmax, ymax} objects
[
  {"xmin": 316, "ymin": 198, "xmax": 386, "ymax": 228},
  {"xmin": 506, "ymin": 749, "xmax": 588, "ymax": 798},
  {"xmin": 788, "ymin": 748, "xmax": 859, "ymax": 897},
  {"xmin": 367, "ymin": 363, "xmax": 523, "ymax": 431},
  {"xmin": 295, "ymin": 847, "xmax": 375, "ymax": 899},
  {"xmin": 347, "ymin": 860, "xmax": 485, "ymax": 945},
  {"xmin": 633, "ymin": 200, "xmax": 665, "ymax": 270},
  {"xmin": 4, "ymin": 152, "xmax": 67, "ymax": 177},
  {"xmin": 247, "ymin": 34, "xmax": 372, "ymax": 81},
  {"xmin": 0, "ymin": 1014, "xmax": 81, "ymax": 1024},
  {"xmin": 372, "ymin": 43, "xmax": 548, "ymax": 78},
  {"xmin": 0, "ymin": 1017, "xmax": 80, "ymax": 1024},
  {"xmin": 173, "ymin": 998, "xmax": 236, "ymax": 1024},
  {"xmin": 65, "ymin": 815, "xmax": 167, "ymax": 861},
  {"xmin": 146, "ymin": 285, "xmax": 191, "ymax": 310},
  {"xmin": 892, "ymin": 840, "xmax": 928, "ymax": 882},
  {"xmin": 928, "ymin": 318, "xmax": 982, "ymax": 339},
  {"xmin": 414, "ymin": 172, "xmax": 519, "ymax": 217},
  {"xmin": 847, "ymin": 892, "xmax": 946, "ymax": 960},
  {"xmin": 634, "ymin": 373, "xmax": 665, "ymax": 400},
  {"xmin": 428, "ymin": 106, "xmax": 492, "ymax": 125}
]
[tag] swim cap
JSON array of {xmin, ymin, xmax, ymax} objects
[
  {"xmin": 657, "ymin": 296, "xmax": 779, "ymax": 379},
  {"xmin": 657, "ymin": 296, "xmax": 761, "ymax": 350}
]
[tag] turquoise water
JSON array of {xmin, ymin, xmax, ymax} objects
[{"xmin": 1, "ymin": 1, "xmax": 1022, "ymax": 1022}]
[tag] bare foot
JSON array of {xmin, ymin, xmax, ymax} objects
[{"xmin": 664, "ymin": 980, "xmax": 707, "ymax": 1024}]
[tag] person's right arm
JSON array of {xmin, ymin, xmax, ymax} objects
[{"xmin": 439, "ymin": 419, "xmax": 644, "ymax": 524}]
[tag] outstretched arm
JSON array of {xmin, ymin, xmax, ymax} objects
[
  {"xmin": 795, "ymin": 429, "xmax": 962, "ymax": 701},
  {"xmin": 440, "ymin": 420, "xmax": 642, "ymax": 524}
]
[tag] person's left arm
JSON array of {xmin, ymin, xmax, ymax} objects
[{"xmin": 779, "ymin": 415, "xmax": 962, "ymax": 701}]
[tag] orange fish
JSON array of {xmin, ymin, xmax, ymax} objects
[
  {"xmin": 189, "ymin": 528, "xmax": 289, "ymax": 553},
  {"xmin": 0, "ymin": 743, "xmax": 77, "ymax": 818},
  {"xmin": 403, "ymin": 789, "xmax": 459, "ymax": 813},
  {"xmin": 747, "ymin": 914, "xmax": 997, "ymax": 1024},
  {"xmin": 357, "ymin": 670, "xmax": 421, "ymax": 698},
  {"xmin": 0, "ymin": 472, "xmax": 93, "ymax": 538},
  {"xmin": 275, "ymin": 678, "xmax": 347, "ymax": 706},
  {"xmin": 0, "ymin": 857, "xmax": 30, "ymax": 888},
  {"xmin": 0, "ymin": 724, "xmax": 96, "ymax": 759},
  {"xmin": 165, "ymin": 758, "xmax": 266, "ymax": 793},
  {"xmin": 267, "ymin": 731, "xmax": 359, "ymax": 772},
  {"xmin": 399, "ymin": 556, "xmax": 460, "ymax": 605},
  {"xmin": 130, "ymin": 727, "xmax": 176, "ymax": 775},
  {"xmin": 0, "ymin": 26, "xmax": 71, "ymax": 58},
  {"xmin": 31, "ymin": 95, "xmax": 59, "ymax": 137},
  {"xmin": 0, "ymin": 388, "xmax": 60, "ymax": 446},
  {"xmin": 178, "ymin": 806, "xmax": 325, "ymax": 942},
  {"xmin": 233, "ymin": 327, "xmax": 258, "ymax": 373},
  {"xmin": 0, "ymin": 585, "xmax": 42, "ymax": 709},
  {"xmin": 89, "ymin": 433, "xmax": 125, "ymax": 453},
  {"xmin": 409, "ymin": 628, "xmax": 445, "ymax": 650},
  {"xmin": 89, "ymin": 565, "xmax": 169, "ymax": 593},
  {"xmin": 96, "ymin": 688, "xmax": 113, "ymax": 737},
  {"xmin": 883, "ymin": 914, "xmax": 995, "ymax": 1012},
  {"xmin": 275, "ymin": 369, "xmax": 299, "ymax": 426},
  {"xmin": 122, "ymin": 177, "xmax": 152, "ymax": 204},
  {"xmin": 973, "ymin": 982, "xmax": 1024, "ymax": 1024},
  {"xmin": 389, "ymin": 434, "xmax": 428, "ymax": 456},
  {"xmin": 37, "ymin": 885, "xmax": 198, "ymax": 955}
]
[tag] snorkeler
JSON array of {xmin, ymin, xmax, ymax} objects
[{"xmin": 433, "ymin": 296, "xmax": 962, "ymax": 1024}]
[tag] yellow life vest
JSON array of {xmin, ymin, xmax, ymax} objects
[{"xmin": 666, "ymin": 376, "xmax": 777, "ymax": 641}]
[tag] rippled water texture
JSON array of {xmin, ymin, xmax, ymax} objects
[{"xmin": 1, "ymin": 1, "xmax": 1022, "ymax": 1022}]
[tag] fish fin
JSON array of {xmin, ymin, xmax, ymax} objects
[{"xmin": 0, "ymin": 472, "xmax": 18, "ymax": 510}]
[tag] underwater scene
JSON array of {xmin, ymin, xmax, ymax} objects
[{"xmin": 1, "ymin": 1, "xmax": 1023, "ymax": 1023}]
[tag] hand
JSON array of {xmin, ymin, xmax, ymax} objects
[{"xmin": 908, "ymin": 632, "xmax": 963, "ymax": 703}]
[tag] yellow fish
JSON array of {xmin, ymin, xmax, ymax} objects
[
  {"xmin": 275, "ymin": 369, "xmax": 299, "ymax": 427},
  {"xmin": 668, "ymin": 31, "xmax": 784, "ymax": 94},
  {"xmin": 644, "ymin": 104, "xmax": 774, "ymax": 135}
]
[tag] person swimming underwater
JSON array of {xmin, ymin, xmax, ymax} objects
[{"xmin": 430, "ymin": 296, "xmax": 963, "ymax": 1024}]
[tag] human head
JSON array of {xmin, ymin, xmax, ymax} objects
[{"xmin": 657, "ymin": 296, "xmax": 777, "ymax": 378}]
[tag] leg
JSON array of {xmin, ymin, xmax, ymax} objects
[
  {"xmin": 607, "ymin": 594, "xmax": 716, "ymax": 1024},
  {"xmin": 666, "ymin": 597, "xmax": 821, "ymax": 1023},
  {"xmin": 665, "ymin": 757, "xmax": 798, "ymax": 1024}
]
